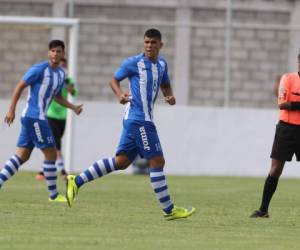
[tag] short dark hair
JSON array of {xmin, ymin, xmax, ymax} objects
[
  {"xmin": 144, "ymin": 28, "xmax": 162, "ymax": 40},
  {"xmin": 48, "ymin": 40, "xmax": 65, "ymax": 51}
]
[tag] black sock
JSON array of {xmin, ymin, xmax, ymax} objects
[{"xmin": 259, "ymin": 175, "xmax": 279, "ymax": 212}]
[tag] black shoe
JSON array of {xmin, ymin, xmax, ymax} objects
[{"xmin": 250, "ymin": 210, "xmax": 269, "ymax": 218}]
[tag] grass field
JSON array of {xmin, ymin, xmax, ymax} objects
[{"xmin": 1, "ymin": 172, "xmax": 300, "ymax": 250}]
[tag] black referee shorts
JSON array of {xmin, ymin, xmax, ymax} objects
[
  {"xmin": 47, "ymin": 117, "xmax": 66, "ymax": 151},
  {"xmin": 271, "ymin": 121, "xmax": 300, "ymax": 161}
]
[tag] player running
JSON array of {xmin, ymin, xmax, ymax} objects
[
  {"xmin": 35, "ymin": 58, "xmax": 78, "ymax": 181},
  {"xmin": 1, "ymin": 40, "xmax": 83, "ymax": 202},
  {"xmin": 66, "ymin": 28, "xmax": 195, "ymax": 220}
]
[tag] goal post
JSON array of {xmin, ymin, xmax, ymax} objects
[{"xmin": 0, "ymin": 16, "xmax": 79, "ymax": 173}]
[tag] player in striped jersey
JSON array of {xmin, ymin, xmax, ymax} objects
[
  {"xmin": 1, "ymin": 40, "xmax": 83, "ymax": 202},
  {"xmin": 66, "ymin": 29, "xmax": 195, "ymax": 220}
]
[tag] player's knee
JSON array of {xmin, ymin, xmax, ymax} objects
[
  {"xmin": 16, "ymin": 148, "xmax": 32, "ymax": 163},
  {"xmin": 19, "ymin": 154, "xmax": 30, "ymax": 163},
  {"xmin": 149, "ymin": 156, "xmax": 165, "ymax": 168},
  {"xmin": 42, "ymin": 148, "xmax": 57, "ymax": 161},
  {"xmin": 115, "ymin": 154, "xmax": 131, "ymax": 170},
  {"xmin": 270, "ymin": 159, "xmax": 284, "ymax": 177}
]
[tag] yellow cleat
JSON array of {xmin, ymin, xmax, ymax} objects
[
  {"xmin": 48, "ymin": 194, "xmax": 67, "ymax": 203},
  {"xmin": 66, "ymin": 175, "xmax": 78, "ymax": 207},
  {"xmin": 164, "ymin": 206, "xmax": 196, "ymax": 220}
]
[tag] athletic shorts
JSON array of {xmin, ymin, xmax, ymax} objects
[
  {"xmin": 271, "ymin": 121, "xmax": 300, "ymax": 161},
  {"xmin": 17, "ymin": 117, "xmax": 55, "ymax": 149},
  {"xmin": 116, "ymin": 119, "xmax": 163, "ymax": 162},
  {"xmin": 47, "ymin": 117, "xmax": 66, "ymax": 150}
]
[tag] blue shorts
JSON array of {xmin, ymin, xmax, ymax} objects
[
  {"xmin": 17, "ymin": 117, "xmax": 56, "ymax": 149},
  {"xmin": 116, "ymin": 119, "xmax": 163, "ymax": 162}
]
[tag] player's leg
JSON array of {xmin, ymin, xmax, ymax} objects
[
  {"xmin": 73, "ymin": 154, "xmax": 126, "ymax": 187},
  {"xmin": 148, "ymin": 155, "xmax": 195, "ymax": 220},
  {"xmin": 53, "ymin": 118, "xmax": 67, "ymax": 178},
  {"xmin": 41, "ymin": 147, "xmax": 62, "ymax": 201},
  {"xmin": 30, "ymin": 118, "xmax": 65, "ymax": 202},
  {"xmin": 45, "ymin": 118, "xmax": 67, "ymax": 179},
  {"xmin": 137, "ymin": 122, "xmax": 195, "ymax": 220},
  {"xmin": 66, "ymin": 154, "xmax": 131, "ymax": 207},
  {"xmin": 0, "ymin": 147, "xmax": 32, "ymax": 188},
  {"xmin": 250, "ymin": 159, "xmax": 284, "ymax": 218},
  {"xmin": 148, "ymin": 155, "xmax": 174, "ymax": 213},
  {"xmin": 0, "ymin": 117, "xmax": 34, "ymax": 188},
  {"xmin": 251, "ymin": 121, "xmax": 291, "ymax": 218},
  {"xmin": 66, "ymin": 122, "xmax": 136, "ymax": 207}
]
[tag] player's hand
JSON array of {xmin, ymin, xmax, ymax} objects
[
  {"xmin": 119, "ymin": 92, "xmax": 131, "ymax": 104},
  {"xmin": 4, "ymin": 110, "xmax": 15, "ymax": 126},
  {"xmin": 165, "ymin": 96, "xmax": 176, "ymax": 105},
  {"xmin": 73, "ymin": 104, "xmax": 83, "ymax": 115}
]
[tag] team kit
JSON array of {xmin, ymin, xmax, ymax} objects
[{"xmin": 2, "ymin": 28, "xmax": 300, "ymax": 220}]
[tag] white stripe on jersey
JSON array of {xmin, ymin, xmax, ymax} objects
[
  {"xmin": 151, "ymin": 63, "xmax": 158, "ymax": 120},
  {"xmin": 22, "ymin": 91, "xmax": 31, "ymax": 117},
  {"xmin": 38, "ymin": 68, "xmax": 50, "ymax": 120},
  {"xmin": 137, "ymin": 59, "xmax": 151, "ymax": 121},
  {"xmin": 124, "ymin": 80, "xmax": 131, "ymax": 120},
  {"xmin": 45, "ymin": 71, "xmax": 59, "ymax": 113}
]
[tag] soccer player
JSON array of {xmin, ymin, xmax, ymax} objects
[
  {"xmin": 35, "ymin": 58, "xmax": 78, "ymax": 181},
  {"xmin": 250, "ymin": 53, "xmax": 300, "ymax": 218},
  {"xmin": 2, "ymin": 40, "xmax": 83, "ymax": 202},
  {"xmin": 66, "ymin": 28, "xmax": 196, "ymax": 220}
]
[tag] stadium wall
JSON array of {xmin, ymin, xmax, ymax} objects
[
  {"xmin": 2, "ymin": 100, "xmax": 300, "ymax": 178},
  {"xmin": 0, "ymin": 0, "xmax": 299, "ymax": 108}
]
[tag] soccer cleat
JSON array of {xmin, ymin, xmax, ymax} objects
[
  {"xmin": 66, "ymin": 175, "xmax": 78, "ymax": 207},
  {"xmin": 250, "ymin": 210, "xmax": 269, "ymax": 218},
  {"xmin": 35, "ymin": 172, "xmax": 45, "ymax": 181},
  {"xmin": 164, "ymin": 206, "xmax": 196, "ymax": 220},
  {"xmin": 48, "ymin": 194, "xmax": 67, "ymax": 203}
]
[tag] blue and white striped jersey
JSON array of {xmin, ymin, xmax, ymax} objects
[
  {"xmin": 114, "ymin": 53, "xmax": 170, "ymax": 122},
  {"xmin": 21, "ymin": 61, "xmax": 65, "ymax": 120}
]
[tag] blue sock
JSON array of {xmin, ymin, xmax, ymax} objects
[
  {"xmin": 75, "ymin": 157, "xmax": 117, "ymax": 188},
  {"xmin": 0, "ymin": 155, "xmax": 22, "ymax": 188},
  {"xmin": 43, "ymin": 160, "xmax": 58, "ymax": 199},
  {"xmin": 150, "ymin": 167, "xmax": 174, "ymax": 214}
]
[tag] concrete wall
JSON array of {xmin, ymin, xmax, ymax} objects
[
  {"xmin": 0, "ymin": 0, "xmax": 299, "ymax": 108},
  {"xmin": 2, "ymin": 99, "xmax": 300, "ymax": 177}
]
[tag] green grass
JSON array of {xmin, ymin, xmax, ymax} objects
[{"xmin": 1, "ymin": 172, "xmax": 300, "ymax": 250}]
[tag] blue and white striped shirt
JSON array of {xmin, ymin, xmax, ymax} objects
[
  {"xmin": 114, "ymin": 53, "xmax": 170, "ymax": 122},
  {"xmin": 21, "ymin": 61, "xmax": 65, "ymax": 120}
]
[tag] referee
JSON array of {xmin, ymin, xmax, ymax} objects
[{"xmin": 251, "ymin": 53, "xmax": 300, "ymax": 218}]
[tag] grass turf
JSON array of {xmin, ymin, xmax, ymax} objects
[{"xmin": 0, "ymin": 172, "xmax": 300, "ymax": 250}]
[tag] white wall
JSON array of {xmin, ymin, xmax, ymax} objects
[{"xmin": 1, "ymin": 99, "xmax": 300, "ymax": 177}]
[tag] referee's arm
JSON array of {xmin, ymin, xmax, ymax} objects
[{"xmin": 279, "ymin": 102, "xmax": 300, "ymax": 110}]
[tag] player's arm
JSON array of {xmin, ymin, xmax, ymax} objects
[
  {"xmin": 66, "ymin": 77, "xmax": 78, "ymax": 97},
  {"xmin": 160, "ymin": 84, "xmax": 176, "ymax": 106},
  {"xmin": 4, "ymin": 80, "xmax": 27, "ymax": 126},
  {"xmin": 277, "ymin": 75, "xmax": 300, "ymax": 110},
  {"xmin": 53, "ymin": 93, "xmax": 83, "ymax": 115},
  {"xmin": 109, "ymin": 76, "xmax": 130, "ymax": 104}
]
